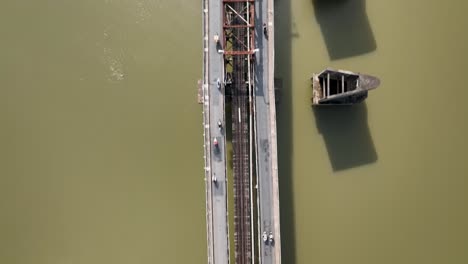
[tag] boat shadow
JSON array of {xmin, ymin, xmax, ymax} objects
[
  {"xmin": 313, "ymin": 103, "xmax": 378, "ymax": 171},
  {"xmin": 312, "ymin": 0, "xmax": 376, "ymax": 60}
]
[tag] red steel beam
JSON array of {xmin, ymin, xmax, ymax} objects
[
  {"xmin": 223, "ymin": 0, "xmax": 254, "ymax": 2},
  {"xmin": 223, "ymin": 24, "xmax": 254, "ymax": 28},
  {"xmin": 224, "ymin": 50, "xmax": 255, "ymax": 55}
]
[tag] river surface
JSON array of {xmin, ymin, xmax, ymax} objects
[{"xmin": 1, "ymin": 0, "xmax": 468, "ymax": 264}]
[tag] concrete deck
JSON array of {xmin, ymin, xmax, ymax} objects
[
  {"xmin": 202, "ymin": 0, "xmax": 230, "ymax": 263},
  {"xmin": 254, "ymin": 0, "xmax": 281, "ymax": 263}
]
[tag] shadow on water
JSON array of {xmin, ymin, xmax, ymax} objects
[
  {"xmin": 313, "ymin": 103, "xmax": 378, "ymax": 171},
  {"xmin": 274, "ymin": 0, "xmax": 296, "ymax": 263},
  {"xmin": 312, "ymin": 0, "xmax": 377, "ymax": 60}
]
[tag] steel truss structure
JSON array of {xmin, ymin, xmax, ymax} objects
[{"xmin": 222, "ymin": 0, "xmax": 255, "ymax": 263}]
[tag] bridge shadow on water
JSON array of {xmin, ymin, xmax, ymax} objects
[
  {"xmin": 274, "ymin": 0, "xmax": 378, "ymax": 261},
  {"xmin": 312, "ymin": 0, "xmax": 376, "ymax": 60},
  {"xmin": 313, "ymin": 103, "xmax": 378, "ymax": 171},
  {"xmin": 274, "ymin": 0, "xmax": 296, "ymax": 262}
]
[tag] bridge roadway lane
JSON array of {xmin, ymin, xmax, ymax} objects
[
  {"xmin": 208, "ymin": 0, "xmax": 230, "ymax": 263},
  {"xmin": 254, "ymin": 0, "xmax": 281, "ymax": 263}
]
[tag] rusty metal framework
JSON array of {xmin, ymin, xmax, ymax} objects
[{"xmin": 222, "ymin": 0, "xmax": 255, "ymax": 57}]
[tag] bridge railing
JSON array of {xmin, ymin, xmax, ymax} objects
[{"xmin": 202, "ymin": 0, "xmax": 214, "ymax": 263}]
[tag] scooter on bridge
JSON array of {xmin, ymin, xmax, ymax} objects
[
  {"xmin": 269, "ymin": 232, "xmax": 274, "ymax": 244},
  {"xmin": 262, "ymin": 231, "xmax": 268, "ymax": 244},
  {"xmin": 263, "ymin": 23, "xmax": 269, "ymax": 39}
]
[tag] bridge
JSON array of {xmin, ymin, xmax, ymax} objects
[{"xmin": 201, "ymin": 0, "xmax": 281, "ymax": 263}]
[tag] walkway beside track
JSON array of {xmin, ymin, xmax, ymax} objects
[{"xmin": 202, "ymin": 0, "xmax": 230, "ymax": 263}]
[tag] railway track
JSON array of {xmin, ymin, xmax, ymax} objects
[
  {"xmin": 232, "ymin": 54, "xmax": 251, "ymax": 264},
  {"xmin": 223, "ymin": 0, "xmax": 255, "ymax": 263}
]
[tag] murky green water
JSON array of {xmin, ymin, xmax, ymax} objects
[
  {"xmin": 1, "ymin": 1, "xmax": 205, "ymax": 263},
  {"xmin": 275, "ymin": 0, "xmax": 468, "ymax": 263},
  {"xmin": 1, "ymin": 0, "xmax": 468, "ymax": 263}
]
